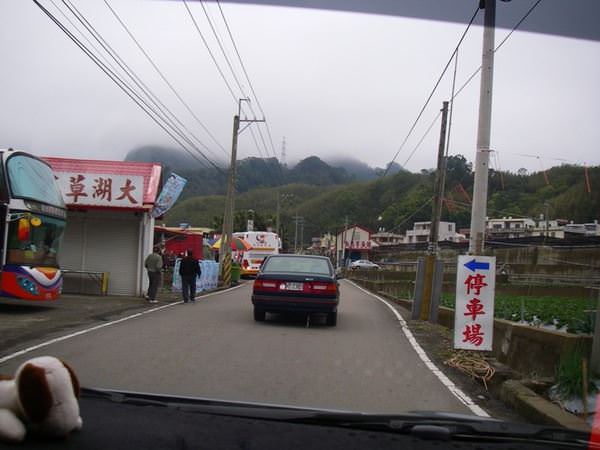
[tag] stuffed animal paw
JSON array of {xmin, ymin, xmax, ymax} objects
[{"xmin": 0, "ymin": 356, "xmax": 82, "ymax": 442}]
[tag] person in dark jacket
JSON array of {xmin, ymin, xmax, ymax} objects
[{"xmin": 179, "ymin": 249, "xmax": 201, "ymax": 303}]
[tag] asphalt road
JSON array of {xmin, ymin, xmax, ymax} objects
[{"xmin": 0, "ymin": 280, "xmax": 475, "ymax": 415}]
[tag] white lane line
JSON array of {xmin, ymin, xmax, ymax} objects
[
  {"xmin": 0, "ymin": 283, "xmax": 246, "ymax": 365},
  {"xmin": 345, "ymin": 280, "xmax": 489, "ymax": 418}
]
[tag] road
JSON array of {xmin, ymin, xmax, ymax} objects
[{"xmin": 0, "ymin": 280, "xmax": 477, "ymax": 415}]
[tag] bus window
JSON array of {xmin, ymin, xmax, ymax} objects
[{"xmin": 6, "ymin": 215, "xmax": 65, "ymax": 268}]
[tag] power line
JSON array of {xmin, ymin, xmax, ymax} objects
[
  {"xmin": 182, "ymin": 0, "xmax": 238, "ymax": 102},
  {"xmin": 183, "ymin": 0, "xmax": 279, "ymax": 183},
  {"xmin": 60, "ymin": 0, "xmax": 223, "ymax": 170},
  {"xmin": 382, "ymin": 6, "xmax": 480, "ymax": 177},
  {"xmin": 394, "ymin": 0, "xmax": 546, "ymax": 171},
  {"xmin": 215, "ymin": 0, "xmax": 278, "ymax": 158},
  {"xmin": 103, "ymin": 0, "xmax": 229, "ymax": 158},
  {"xmin": 387, "ymin": 197, "xmax": 434, "ymax": 234},
  {"xmin": 184, "ymin": 0, "xmax": 282, "ymax": 189},
  {"xmin": 36, "ymin": 0, "xmax": 223, "ymax": 173},
  {"xmin": 198, "ymin": 0, "xmax": 247, "ymax": 101}
]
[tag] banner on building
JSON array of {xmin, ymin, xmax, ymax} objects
[
  {"xmin": 55, "ymin": 173, "xmax": 144, "ymax": 208},
  {"xmin": 152, "ymin": 173, "xmax": 187, "ymax": 218}
]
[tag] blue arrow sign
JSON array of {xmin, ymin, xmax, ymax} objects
[{"xmin": 464, "ymin": 259, "xmax": 490, "ymax": 272}]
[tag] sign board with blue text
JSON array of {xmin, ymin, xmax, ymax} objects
[{"xmin": 453, "ymin": 255, "xmax": 496, "ymax": 351}]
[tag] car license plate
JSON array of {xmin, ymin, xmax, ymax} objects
[{"xmin": 285, "ymin": 282, "xmax": 303, "ymax": 291}]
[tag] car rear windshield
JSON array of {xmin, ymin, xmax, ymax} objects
[{"xmin": 262, "ymin": 257, "xmax": 332, "ymax": 275}]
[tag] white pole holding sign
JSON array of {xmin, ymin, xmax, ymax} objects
[{"xmin": 453, "ymin": 255, "xmax": 496, "ymax": 351}]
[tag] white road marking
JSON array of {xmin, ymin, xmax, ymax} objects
[
  {"xmin": 346, "ymin": 280, "xmax": 490, "ymax": 418},
  {"xmin": 0, "ymin": 283, "xmax": 246, "ymax": 365}
]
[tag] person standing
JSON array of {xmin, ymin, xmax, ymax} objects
[
  {"xmin": 144, "ymin": 246, "xmax": 163, "ymax": 303},
  {"xmin": 179, "ymin": 249, "xmax": 201, "ymax": 303}
]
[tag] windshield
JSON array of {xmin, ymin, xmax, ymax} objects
[
  {"xmin": 262, "ymin": 256, "xmax": 332, "ymax": 275},
  {"xmin": 6, "ymin": 214, "xmax": 65, "ymax": 268},
  {"xmin": 6, "ymin": 154, "xmax": 65, "ymax": 208},
  {"xmin": 0, "ymin": 0, "xmax": 599, "ymax": 442}
]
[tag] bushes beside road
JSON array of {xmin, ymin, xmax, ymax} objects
[{"xmin": 440, "ymin": 293, "xmax": 595, "ymax": 334}]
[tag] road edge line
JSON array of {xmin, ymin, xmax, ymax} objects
[
  {"xmin": 345, "ymin": 279, "xmax": 489, "ymax": 418},
  {"xmin": 0, "ymin": 284, "xmax": 245, "ymax": 365}
]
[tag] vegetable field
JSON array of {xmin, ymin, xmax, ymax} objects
[{"xmin": 440, "ymin": 293, "xmax": 596, "ymax": 334}]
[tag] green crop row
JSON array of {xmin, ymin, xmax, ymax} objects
[{"xmin": 440, "ymin": 293, "xmax": 596, "ymax": 334}]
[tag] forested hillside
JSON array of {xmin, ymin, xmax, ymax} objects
[{"xmin": 163, "ymin": 154, "xmax": 600, "ymax": 249}]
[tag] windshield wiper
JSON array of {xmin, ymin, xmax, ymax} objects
[{"xmin": 82, "ymin": 388, "xmax": 592, "ymax": 447}]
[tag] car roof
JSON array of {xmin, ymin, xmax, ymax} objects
[{"xmin": 266, "ymin": 254, "xmax": 330, "ymax": 261}]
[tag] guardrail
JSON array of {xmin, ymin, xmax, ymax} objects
[{"xmin": 61, "ymin": 269, "xmax": 109, "ymax": 295}]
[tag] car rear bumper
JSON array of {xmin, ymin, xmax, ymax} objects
[{"xmin": 252, "ymin": 294, "xmax": 338, "ymax": 313}]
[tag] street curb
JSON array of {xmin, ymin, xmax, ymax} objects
[
  {"xmin": 500, "ymin": 380, "xmax": 590, "ymax": 432},
  {"xmin": 352, "ymin": 281, "xmax": 592, "ymax": 430}
]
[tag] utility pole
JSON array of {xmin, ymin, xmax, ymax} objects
[
  {"xmin": 428, "ymin": 101, "xmax": 450, "ymax": 255},
  {"xmin": 293, "ymin": 215, "xmax": 302, "ymax": 253},
  {"xmin": 342, "ymin": 216, "xmax": 349, "ymax": 268},
  {"xmin": 276, "ymin": 190, "xmax": 281, "ymax": 238},
  {"xmin": 469, "ymin": 0, "xmax": 496, "ymax": 255},
  {"xmin": 543, "ymin": 202, "xmax": 550, "ymax": 245},
  {"xmin": 418, "ymin": 101, "xmax": 449, "ymax": 321},
  {"xmin": 299, "ymin": 218, "xmax": 304, "ymax": 254},
  {"xmin": 219, "ymin": 99, "xmax": 264, "ymax": 286}
]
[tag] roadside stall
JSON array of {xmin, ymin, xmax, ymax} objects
[{"xmin": 44, "ymin": 157, "xmax": 161, "ymax": 296}]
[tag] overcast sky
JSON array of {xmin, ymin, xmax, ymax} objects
[{"xmin": 0, "ymin": 0, "xmax": 598, "ymax": 174}]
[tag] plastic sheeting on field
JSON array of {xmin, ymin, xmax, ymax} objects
[{"xmin": 172, "ymin": 259, "xmax": 219, "ymax": 293}]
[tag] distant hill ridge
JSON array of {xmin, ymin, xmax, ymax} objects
[{"xmin": 124, "ymin": 145, "xmax": 400, "ymax": 197}]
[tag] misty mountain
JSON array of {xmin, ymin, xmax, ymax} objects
[
  {"xmin": 124, "ymin": 146, "xmax": 353, "ymax": 198},
  {"xmin": 125, "ymin": 145, "xmax": 218, "ymax": 173},
  {"xmin": 288, "ymin": 156, "xmax": 351, "ymax": 185},
  {"xmin": 324, "ymin": 156, "xmax": 378, "ymax": 180},
  {"xmin": 324, "ymin": 157, "xmax": 405, "ymax": 180}
]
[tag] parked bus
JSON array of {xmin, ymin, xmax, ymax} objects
[
  {"xmin": 233, "ymin": 231, "xmax": 280, "ymax": 277},
  {"xmin": 0, "ymin": 149, "xmax": 67, "ymax": 300}
]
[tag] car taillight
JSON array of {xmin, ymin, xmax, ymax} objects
[
  {"xmin": 253, "ymin": 279, "xmax": 278, "ymax": 292},
  {"xmin": 308, "ymin": 282, "xmax": 337, "ymax": 294}
]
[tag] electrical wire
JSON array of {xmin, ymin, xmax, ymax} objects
[
  {"xmin": 103, "ymin": 0, "xmax": 229, "ymax": 158},
  {"xmin": 59, "ymin": 0, "xmax": 224, "ymax": 171},
  {"xmin": 183, "ymin": 0, "xmax": 281, "ymax": 184},
  {"xmin": 216, "ymin": 0, "xmax": 278, "ymax": 158},
  {"xmin": 182, "ymin": 0, "xmax": 238, "ymax": 102},
  {"xmin": 34, "ymin": 0, "xmax": 223, "ymax": 173},
  {"xmin": 386, "ymin": 197, "xmax": 435, "ymax": 234},
  {"xmin": 382, "ymin": 6, "xmax": 480, "ymax": 177},
  {"xmin": 388, "ymin": 0, "xmax": 546, "ymax": 174}
]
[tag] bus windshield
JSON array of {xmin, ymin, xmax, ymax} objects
[
  {"xmin": 6, "ymin": 214, "xmax": 65, "ymax": 268},
  {"xmin": 6, "ymin": 154, "xmax": 65, "ymax": 208}
]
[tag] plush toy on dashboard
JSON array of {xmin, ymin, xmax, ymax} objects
[{"xmin": 0, "ymin": 356, "xmax": 82, "ymax": 442}]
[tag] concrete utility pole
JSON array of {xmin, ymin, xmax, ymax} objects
[
  {"xmin": 276, "ymin": 190, "xmax": 281, "ymax": 238},
  {"xmin": 219, "ymin": 99, "xmax": 264, "ymax": 287},
  {"xmin": 292, "ymin": 215, "xmax": 303, "ymax": 253},
  {"xmin": 299, "ymin": 219, "xmax": 304, "ymax": 254},
  {"xmin": 428, "ymin": 101, "xmax": 450, "ymax": 255},
  {"xmin": 468, "ymin": 0, "xmax": 496, "ymax": 255},
  {"xmin": 417, "ymin": 101, "xmax": 449, "ymax": 322}
]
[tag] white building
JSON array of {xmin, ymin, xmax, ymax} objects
[
  {"xmin": 485, "ymin": 217, "xmax": 536, "ymax": 239},
  {"xmin": 371, "ymin": 230, "xmax": 405, "ymax": 246},
  {"xmin": 335, "ymin": 226, "xmax": 378, "ymax": 264},
  {"xmin": 405, "ymin": 221, "xmax": 464, "ymax": 244},
  {"xmin": 565, "ymin": 220, "xmax": 600, "ymax": 236}
]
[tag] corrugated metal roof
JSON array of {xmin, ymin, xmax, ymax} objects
[{"xmin": 43, "ymin": 156, "xmax": 162, "ymax": 205}]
